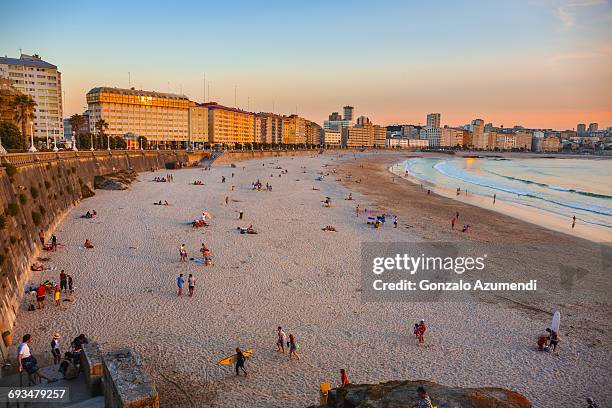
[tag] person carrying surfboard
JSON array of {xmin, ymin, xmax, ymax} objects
[{"xmin": 235, "ymin": 347, "xmax": 247, "ymax": 376}]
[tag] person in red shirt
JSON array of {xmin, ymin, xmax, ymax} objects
[
  {"xmin": 417, "ymin": 319, "xmax": 427, "ymax": 344},
  {"xmin": 340, "ymin": 369, "xmax": 349, "ymax": 387},
  {"xmin": 36, "ymin": 284, "xmax": 46, "ymax": 309}
]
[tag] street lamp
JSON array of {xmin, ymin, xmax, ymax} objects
[
  {"xmin": 90, "ymin": 129, "xmax": 94, "ymax": 151},
  {"xmin": 72, "ymin": 131, "xmax": 78, "ymax": 151},
  {"xmin": 28, "ymin": 122, "xmax": 37, "ymax": 152},
  {"xmin": 53, "ymin": 124, "xmax": 58, "ymax": 152},
  {"xmin": 107, "ymin": 133, "xmax": 111, "ymax": 151}
]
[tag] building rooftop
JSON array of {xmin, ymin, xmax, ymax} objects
[
  {"xmin": 87, "ymin": 87, "xmax": 188, "ymax": 100},
  {"xmin": 200, "ymin": 102, "xmax": 253, "ymax": 115},
  {"xmin": 0, "ymin": 54, "xmax": 57, "ymax": 69}
]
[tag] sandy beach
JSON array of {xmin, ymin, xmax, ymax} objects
[{"xmin": 10, "ymin": 152, "xmax": 612, "ymax": 407}]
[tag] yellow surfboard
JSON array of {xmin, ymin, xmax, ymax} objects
[{"xmin": 218, "ymin": 349, "xmax": 253, "ymax": 366}]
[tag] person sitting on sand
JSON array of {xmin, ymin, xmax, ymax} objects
[
  {"xmin": 155, "ymin": 200, "xmax": 163, "ymax": 205},
  {"xmin": 200, "ymin": 243, "xmax": 211, "ymax": 257},
  {"xmin": 345, "ymin": 193, "xmax": 353, "ymax": 201},
  {"xmin": 461, "ymin": 225, "xmax": 470, "ymax": 233},
  {"xmin": 537, "ymin": 334, "xmax": 548, "ymax": 351},
  {"xmin": 322, "ymin": 197, "xmax": 332, "ymax": 207},
  {"xmin": 164, "ymin": 201, "xmax": 169, "ymax": 206},
  {"xmin": 246, "ymin": 225, "xmax": 258, "ymax": 234},
  {"xmin": 322, "ymin": 226, "xmax": 337, "ymax": 232},
  {"xmin": 84, "ymin": 211, "xmax": 92, "ymax": 219},
  {"xmin": 84, "ymin": 239, "xmax": 94, "ymax": 249},
  {"xmin": 31, "ymin": 264, "xmax": 45, "ymax": 271},
  {"xmin": 91, "ymin": 210, "xmax": 97, "ymax": 218}
]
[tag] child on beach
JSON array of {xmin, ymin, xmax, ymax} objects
[
  {"xmin": 416, "ymin": 320, "xmax": 426, "ymax": 344},
  {"xmin": 177, "ymin": 274, "xmax": 185, "ymax": 296},
  {"xmin": 288, "ymin": 334, "xmax": 301, "ymax": 360},
  {"xmin": 60, "ymin": 270, "xmax": 67, "ymax": 293},
  {"xmin": 54, "ymin": 284, "xmax": 60, "ymax": 306}
]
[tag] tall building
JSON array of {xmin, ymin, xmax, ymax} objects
[
  {"xmin": 343, "ymin": 106, "xmax": 354, "ymax": 121},
  {"xmin": 281, "ymin": 115, "xmax": 307, "ymax": 145},
  {"xmin": 470, "ymin": 119, "xmax": 485, "ymax": 148},
  {"xmin": 588, "ymin": 123, "xmax": 598, "ymax": 132},
  {"xmin": 324, "ymin": 111, "xmax": 352, "ymax": 130},
  {"xmin": 305, "ymin": 120, "xmax": 323, "ymax": 145},
  {"xmin": 440, "ymin": 127, "xmax": 467, "ymax": 147},
  {"xmin": 87, "ymin": 87, "xmax": 207, "ymax": 148},
  {"xmin": 426, "ymin": 113, "xmax": 440, "ymax": 129},
  {"xmin": 0, "ymin": 54, "xmax": 63, "ymax": 140},
  {"xmin": 203, "ymin": 102, "xmax": 254, "ymax": 146},
  {"xmin": 577, "ymin": 123, "xmax": 586, "ymax": 134}
]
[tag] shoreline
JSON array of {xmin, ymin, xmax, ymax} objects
[{"xmin": 388, "ymin": 161, "xmax": 611, "ymax": 243}]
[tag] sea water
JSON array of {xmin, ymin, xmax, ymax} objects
[{"xmin": 403, "ymin": 157, "xmax": 612, "ymax": 230}]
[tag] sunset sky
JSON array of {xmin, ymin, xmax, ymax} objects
[{"xmin": 1, "ymin": 0, "xmax": 611, "ymax": 130}]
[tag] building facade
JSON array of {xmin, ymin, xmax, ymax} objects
[
  {"xmin": 440, "ymin": 127, "xmax": 466, "ymax": 147},
  {"xmin": 203, "ymin": 102, "xmax": 255, "ymax": 146},
  {"xmin": 0, "ymin": 54, "xmax": 63, "ymax": 140},
  {"xmin": 87, "ymin": 87, "xmax": 209, "ymax": 148},
  {"xmin": 324, "ymin": 129, "xmax": 342, "ymax": 146}
]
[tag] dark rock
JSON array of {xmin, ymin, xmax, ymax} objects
[
  {"xmin": 94, "ymin": 170, "xmax": 138, "ymax": 190},
  {"xmin": 314, "ymin": 380, "xmax": 531, "ymax": 408}
]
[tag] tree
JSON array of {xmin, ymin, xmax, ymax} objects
[
  {"xmin": 95, "ymin": 119, "xmax": 109, "ymax": 148},
  {"xmin": 137, "ymin": 136, "xmax": 147, "ymax": 149},
  {"xmin": 69, "ymin": 114, "xmax": 85, "ymax": 148},
  {"xmin": 112, "ymin": 136, "xmax": 127, "ymax": 149},
  {"xmin": 78, "ymin": 132, "xmax": 92, "ymax": 150},
  {"xmin": 0, "ymin": 121, "xmax": 26, "ymax": 150},
  {"xmin": 10, "ymin": 94, "xmax": 36, "ymax": 139}
]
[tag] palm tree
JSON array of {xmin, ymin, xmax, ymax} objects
[
  {"xmin": 95, "ymin": 119, "xmax": 109, "ymax": 148},
  {"xmin": 10, "ymin": 94, "xmax": 36, "ymax": 139},
  {"xmin": 69, "ymin": 114, "xmax": 85, "ymax": 149}
]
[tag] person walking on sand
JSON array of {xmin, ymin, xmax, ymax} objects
[
  {"xmin": 51, "ymin": 234, "xmax": 57, "ymax": 251},
  {"xmin": 288, "ymin": 334, "xmax": 301, "ymax": 360},
  {"xmin": 188, "ymin": 274, "xmax": 195, "ymax": 297},
  {"xmin": 394, "ymin": 216, "xmax": 398, "ymax": 228},
  {"xmin": 180, "ymin": 244, "xmax": 187, "ymax": 262},
  {"xmin": 355, "ymin": 205, "xmax": 360, "ymax": 217},
  {"xmin": 416, "ymin": 319, "xmax": 426, "ymax": 344},
  {"xmin": 493, "ymin": 194, "xmax": 496, "ymax": 205},
  {"xmin": 225, "ymin": 196, "xmax": 229, "ymax": 205},
  {"xmin": 67, "ymin": 275, "xmax": 73, "ymax": 294},
  {"xmin": 451, "ymin": 216, "xmax": 456, "ymax": 230},
  {"xmin": 340, "ymin": 369, "xmax": 349, "ymax": 387},
  {"xmin": 276, "ymin": 327, "xmax": 287, "ymax": 353},
  {"xmin": 572, "ymin": 216, "xmax": 576, "ymax": 230},
  {"xmin": 411, "ymin": 386, "xmax": 434, "ymax": 408},
  {"xmin": 235, "ymin": 347, "xmax": 247, "ymax": 376},
  {"xmin": 177, "ymin": 273, "xmax": 185, "ymax": 297},
  {"xmin": 51, "ymin": 333, "xmax": 61, "ymax": 364},
  {"xmin": 18, "ymin": 334, "xmax": 57, "ymax": 385}
]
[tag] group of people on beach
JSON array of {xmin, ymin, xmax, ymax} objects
[{"xmin": 17, "ymin": 332, "xmax": 89, "ymax": 385}]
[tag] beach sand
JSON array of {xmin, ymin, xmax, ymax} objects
[{"xmin": 11, "ymin": 152, "xmax": 612, "ymax": 407}]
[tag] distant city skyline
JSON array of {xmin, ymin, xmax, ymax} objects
[{"xmin": 1, "ymin": 0, "xmax": 610, "ymax": 130}]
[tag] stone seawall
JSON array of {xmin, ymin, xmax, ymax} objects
[{"xmin": 0, "ymin": 150, "xmax": 201, "ymax": 351}]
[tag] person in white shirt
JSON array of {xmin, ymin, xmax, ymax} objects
[
  {"xmin": 18, "ymin": 334, "xmax": 57, "ymax": 385},
  {"xmin": 51, "ymin": 333, "xmax": 61, "ymax": 364},
  {"xmin": 276, "ymin": 327, "xmax": 287, "ymax": 354}
]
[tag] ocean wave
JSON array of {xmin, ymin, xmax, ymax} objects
[
  {"xmin": 485, "ymin": 170, "xmax": 612, "ymax": 200},
  {"xmin": 432, "ymin": 161, "xmax": 612, "ymax": 217}
]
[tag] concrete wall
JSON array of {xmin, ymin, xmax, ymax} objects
[{"xmin": 0, "ymin": 151, "xmax": 197, "ymax": 351}]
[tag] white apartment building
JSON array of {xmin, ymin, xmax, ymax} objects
[
  {"xmin": 0, "ymin": 54, "xmax": 63, "ymax": 139},
  {"xmin": 324, "ymin": 129, "xmax": 342, "ymax": 146}
]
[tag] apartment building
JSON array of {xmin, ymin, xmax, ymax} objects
[
  {"xmin": 282, "ymin": 115, "xmax": 307, "ymax": 145},
  {"xmin": 440, "ymin": 127, "xmax": 467, "ymax": 147},
  {"xmin": 324, "ymin": 129, "xmax": 342, "ymax": 146},
  {"xmin": 0, "ymin": 54, "xmax": 63, "ymax": 139},
  {"xmin": 203, "ymin": 102, "xmax": 255, "ymax": 146}
]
